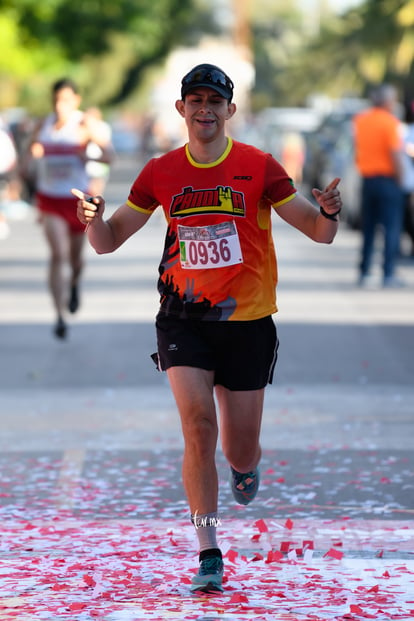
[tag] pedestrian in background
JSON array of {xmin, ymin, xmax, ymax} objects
[
  {"xmin": 353, "ymin": 84, "xmax": 405, "ymax": 288},
  {"xmin": 74, "ymin": 63, "xmax": 342, "ymax": 593},
  {"xmin": 29, "ymin": 78, "xmax": 114, "ymax": 339},
  {"xmin": 280, "ymin": 130, "xmax": 306, "ymax": 187}
]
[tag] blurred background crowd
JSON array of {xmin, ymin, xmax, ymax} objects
[{"xmin": 1, "ymin": 0, "xmax": 414, "ymax": 256}]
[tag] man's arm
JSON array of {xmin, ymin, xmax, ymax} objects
[
  {"xmin": 83, "ymin": 116, "xmax": 115, "ymax": 165},
  {"xmin": 276, "ymin": 177, "xmax": 341, "ymax": 244},
  {"xmin": 72, "ymin": 189, "xmax": 151, "ymax": 254}
]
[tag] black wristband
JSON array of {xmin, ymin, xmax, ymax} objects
[{"xmin": 320, "ymin": 205, "xmax": 341, "ymax": 221}]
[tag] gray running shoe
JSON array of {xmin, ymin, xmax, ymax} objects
[
  {"xmin": 230, "ymin": 466, "xmax": 260, "ymax": 505},
  {"xmin": 190, "ymin": 555, "xmax": 224, "ymax": 593}
]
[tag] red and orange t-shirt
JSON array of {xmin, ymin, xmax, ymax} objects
[{"xmin": 127, "ymin": 138, "xmax": 296, "ymax": 321}]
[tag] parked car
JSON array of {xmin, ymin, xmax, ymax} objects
[
  {"xmin": 303, "ymin": 101, "xmax": 368, "ymax": 229},
  {"xmin": 251, "ymin": 106, "xmax": 323, "ymax": 158}
]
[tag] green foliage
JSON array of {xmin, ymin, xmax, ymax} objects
[
  {"xmin": 0, "ymin": 0, "xmax": 413, "ymax": 114},
  {"xmin": 0, "ymin": 0, "xmax": 196, "ymax": 110},
  {"xmin": 281, "ymin": 0, "xmax": 414, "ymax": 103},
  {"xmin": 0, "ymin": 0, "xmax": 163, "ymax": 57},
  {"xmin": 0, "ymin": 14, "xmax": 35, "ymax": 76},
  {"xmin": 249, "ymin": 1, "xmax": 305, "ymax": 108}
]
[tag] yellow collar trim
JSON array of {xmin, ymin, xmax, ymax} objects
[{"xmin": 185, "ymin": 138, "xmax": 233, "ymax": 168}]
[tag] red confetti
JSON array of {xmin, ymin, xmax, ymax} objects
[
  {"xmin": 180, "ymin": 576, "xmax": 192, "ymax": 585},
  {"xmin": 303, "ymin": 540, "xmax": 314, "ymax": 550},
  {"xmin": 284, "ymin": 518, "xmax": 294, "ymax": 530},
  {"xmin": 280, "ymin": 541, "xmax": 292, "ymax": 553},
  {"xmin": 266, "ymin": 550, "xmax": 284, "ymax": 563},
  {"xmin": 254, "ymin": 518, "xmax": 268, "ymax": 533},
  {"xmin": 224, "ymin": 548, "xmax": 238, "ymax": 563},
  {"xmin": 324, "ymin": 548, "xmax": 344, "ymax": 560},
  {"xmin": 0, "ymin": 504, "xmax": 411, "ymax": 619},
  {"xmin": 52, "ymin": 583, "xmax": 70, "ymax": 591},
  {"xmin": 228, "ymin": 593, "xmax": 249, "ymax": 604},
  {"xmin": 83, "ymin": 574, "xmax": 96, "ymax": 587},
  {"xmin": 68, "ymin": 602, "xmax": 88, "ymax": 611}
]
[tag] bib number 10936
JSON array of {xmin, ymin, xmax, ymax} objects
[{"xmin": 178, "ymin": 222, "xmax": 243, "ymax": 269}]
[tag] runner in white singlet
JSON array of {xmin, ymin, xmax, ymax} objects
[{"xmin": 29, "ymin": 78, "xmax": 114, "ymax": 339}]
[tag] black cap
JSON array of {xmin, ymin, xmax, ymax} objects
[{"xmin": 181, "ymin": 63, "xmax": 234, "ymax": 101}]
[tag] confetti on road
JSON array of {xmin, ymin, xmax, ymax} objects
[
  {"xmin": 0, "ymin": 517, "xmax": 413, "ymax": 620},
  {"xmin": 0, "ymin": 449, "xmax": 413, "ymax": 620}
]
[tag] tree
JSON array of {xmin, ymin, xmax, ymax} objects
[
  {"xmin": 0, "ymin": 0, "xmax": 213, "ymax": 111},
  {"xmin": 343, "ymin": 0, "xmax": 414, "ymax": 104},
  {"xmin": 248, "ymin": 0, "xmax": 306, "ymax": 109},
  {"xmin": 245, "ymin": 0, "xmax": 414, "ymax": 108},
  {"xmin": 281, "ymin": 0, "xmax": 414, "ymax": 104}
]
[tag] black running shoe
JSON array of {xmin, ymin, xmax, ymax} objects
[
  {"xmin": 54, "ymin": 318, "xmax": 67, "ymax": 339},
  {"xmin": 68, "ymin": 285, "xmax": 79, "ymax": 313}
]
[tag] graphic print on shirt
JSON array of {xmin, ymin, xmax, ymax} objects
[{"xmin": 170, "ymin": 185, "xmax": 245, "ymax": 218}]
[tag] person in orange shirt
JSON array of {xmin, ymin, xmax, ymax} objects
[{"xmin": 353, "ymin": 84, "xmax": 405, "ymax": 287}]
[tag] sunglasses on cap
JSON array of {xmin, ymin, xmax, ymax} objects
[{"xmin": 181, "ymin": 66, "xmax": 234, "ymax": 101}]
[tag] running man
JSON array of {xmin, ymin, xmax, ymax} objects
[
  {"xmin": 74, "ymin": 64, "xmax": 342, "ymax": 592},
  {"xmin": 30, "ymin": 78, "xmax": 114, "ymax": 338}
]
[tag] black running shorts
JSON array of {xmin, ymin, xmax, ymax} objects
[{"xmin": 154, "ymin": 314, "xmax": 279, "ymax": 391}]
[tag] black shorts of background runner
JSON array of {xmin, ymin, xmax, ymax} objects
[{"xmin": 154, "ymin": 314, "xmax": 279, "ymax": 391}]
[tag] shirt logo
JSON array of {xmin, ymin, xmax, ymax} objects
[
  {"xmin": 170, "ymin": 186, "xmax": 246, "ymax": 218},
  {"xmin": 233, "ymin": 175, "xmax": 252, "ymax": 180}
]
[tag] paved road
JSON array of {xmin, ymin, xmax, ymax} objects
[{"xmin": 0, "ymin": 155, "xmax": 413, "ymax": 619}]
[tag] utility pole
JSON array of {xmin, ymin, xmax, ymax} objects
[{"xmin": 231, "ymin": 0, "xmax": 252, "ymax": 60}]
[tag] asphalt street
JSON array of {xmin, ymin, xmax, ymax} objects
[{"xmin": 0, "ymin": 154, "xmax": 413, "ymax": 620}]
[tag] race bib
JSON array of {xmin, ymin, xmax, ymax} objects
[
  {"xmin": 178, "ymin": 221, "xmax": 243, "ymax": 269},
  {"xmin": 44, "ymin": 156, "xmax": 77, "ymax": 182}
]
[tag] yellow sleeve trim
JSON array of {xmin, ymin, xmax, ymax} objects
[
  {"xmin": 126, "ymin": 199, "xmax": 154, "ymax": 214},
  {"xmin": 272, "ymin": 192, "xmax": 297, "ymax": 209}
]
